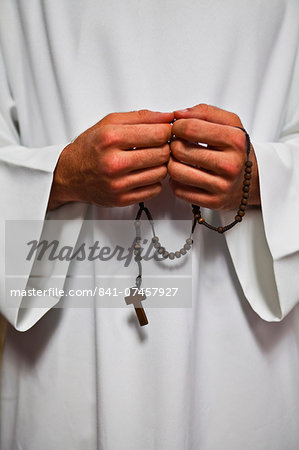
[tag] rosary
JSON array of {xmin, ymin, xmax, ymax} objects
[{"xmin": 124, "ymin": 127, "xmax": 252, "ymax": 326}]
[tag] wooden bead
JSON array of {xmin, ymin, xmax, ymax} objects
[
  {"xmin": 243, "ymin": 192, "xmax": 249, "ymax": 199},
  {"xmin": 186, "ymin": 238, "xmax": 193, "ymax": 245},
  {"xmin": 243, "ymin": 180, "xmax": 251, "ymax": 186},
  {"xmin": 152, "ymin": 236, "xmax": 159, "ymax": 243},
  {"xmin": 180, "ymin": 248, "xmax": 187, "ymax": 255},
  {"xmin": 241, "ymin": 199, "xmax": 248, "ymax": 206},
  {"xmin": 169, "ymin": 252, "xmax": 175, "ymax": 260},
  {"xmin": 134, "ymin": 243, "xmax": 141, "ymax": 249},
  {"xmin": 163, "ymin": 251, "xmax": 169, "ymax": 259},
  {"xmin": 158, "ymin": 247, "xmax": 165, "ymax": 254},
  {"xmin": 235, "ymin": 215, "xmax": 242, "ymax": 222},
  {"xmin": 245, "ymin": 174, "xmax": 252, "ymax": 180},
  {"xmin": 217, "ymin": 227, "xmax": 224, "ymax": 234},
  {"xmin": 243, "ymin": 186, "xmax": 249, "ymax": 192},
  {"xmin": 154, "ymin": 242, "xmax": 161, "ymax": 249},
  {"xmin": 184, "ymin": 243, "xmax": 191, "ymax": 250},
  {"xmin": 239, "ymin": 204, "xmax": 246, "ymax": 211},
  {"xmin": 175, "ymin": 251, "xmax": 181, "ymax": 258},
  {"xmin": 198, "ymin": 217, "xmax": 205, "ymax": 224},
  {"xmin": 245, "ymin": 161, "xmax": 253, "ymax": 167},
  {"xmin": 238, "ymin": 210, "xmax": 245, "ymax": 217},
  {"xmin": 135, "ymin": 255, "xmax": 142, "ymax": 262},
  {"xmin": 194, "ymin": 213, "xmax": 200, "ymax": 219}
]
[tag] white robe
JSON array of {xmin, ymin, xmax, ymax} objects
[{"xmin": 1, "ymin": 0, "xmax": 299, "ymax": 448}]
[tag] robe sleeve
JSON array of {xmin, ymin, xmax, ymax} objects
[
  {"xmin": 221, "ymin": 46, "xmax": 299, "ymax": 322},
  {"xmin": 0, "ymin": 47, "xmax": 86, "ymax": 332}
]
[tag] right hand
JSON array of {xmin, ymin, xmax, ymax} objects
[{"xmin": 48, "ymin": 110, "xmax": 174, "ymax": 210}]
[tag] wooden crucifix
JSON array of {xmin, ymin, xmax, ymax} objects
[{"xmin": 125, "ymin": 287, "xmax": 148, "ymax": 326}]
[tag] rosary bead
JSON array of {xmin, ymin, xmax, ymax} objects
[
  {"xmin": 154, "ymin": 242, "xmax": 161, "ymax": 250},
  {"xmin": 241, "ymin": 199, "xmax": 248, "ymax": 206},
  {"xmin": 245, "ymin": 167, "xmax": 252, "ymax": 174},
  {"xmin": 158, "ymin": 247, "xmax": 165, "ymax": 254},
  {"xmin": 184, "ymin": 243, "xmax": 191, "ymax": 250},
  {"xmin": 152, "ymin": 236, "xmax": 159, "ymax": 243},
  {"xmin": 217, "ymin": 226, "xmax": 224, "ymax": 233},
  {"xmin": 163, "ymin": 251, "xmax": 169, "ymax": 259},
  {"xmin": 180, "ymin": 248, "xmax": 187, "ymax": 255},
  {"xmin": 245, "ymin": 160, "xmax": 253, "ymax": 167},
  {"xmin": 239, "ymin": 204, "xmax": 246, "ymax": 211},
  {"xmin": 238, "ymin": 210, "xmax": 245, "ymax": 217},
  {"xmin": 245, "ymin": 174, "xmax": 252, "ymax": 180},
  {"xmin": 198, "ymin": 217, "xmax": 205, "ymax": 224},
  {"xmin": 169, "ymin": 252, "xmax": 175, "ymax": 260},
  {"xmin": 243, "ymin": 192, "xmax": 249, "ymax": 199},
  {"xmin": 186, "ymin": 238, "xmax": 193, "ymax": 245},
  {"xmin": 134, "ymin": 249, "xmax": 141, "ymax": 255},
  {"xmin": 243, "ymin": 186, "xmax": 249, "ymax": 193},
  {"xmin": 175, "ymin": 251, "xmax": 181, "ymax": 258},
  {"xmin": 194, "ymin": 213, "xmax": 200, "ymax": 219},
  {"xmin": 235, "ymin": 215, "xmax": 242, "ymax": 222},
  {"xmin": 243, "ymin": 180, "xmax": 251, "ymax": 186},
  {"xmin": 134, "ymin": 243, "xmax": 141, "ymax": 249},
  {"xmin": 135, "ymin": 255, "xmax": 142, "ymax": 262}
]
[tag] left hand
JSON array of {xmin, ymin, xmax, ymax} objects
[{"xmin": 168, "ymin": 104, "xmax": 260, "ymax": 210}]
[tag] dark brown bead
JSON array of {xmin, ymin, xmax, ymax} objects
[
  {"xmin": 245, "ymin": 161, "xmax": 253, "ymax": 167},
  {"xmin": 243, "ymin": 180, "xmax": 251, "ymax": 186},
  {"xmin": 154, "ymin": 242, "xmax": 161, "ymax": 249},
  {"xmin": 194, "ymin": 213, "xmax": 200, "ymax": 219},
  {"xmin": 243, "ymin": 192, "xmax": 249, "ymax": 199},
  {"xmin": 198, "ymin": 217, "xmax": 205, "ymax": 224},
  {"xmin": 152, "ymin": 236, "xmax": 159, "ymax": 243},
  {"xmin": 241, "ymin": 199, "xmax": 248, "ymax": 206},
  {"xmin": 238, "ymin": 210, "xmax": 245, "ymax": 217},
  {"xmin": 243, "ymin": 186, "xmax": 249, "ymax": 192},
  {"xmin": 235, "ymin": 215, "xmax": 242, "ymax": 222},
  {"xmin": 239, "ymin": 204, "xmax": 246, "ymax": 211},
  {"xmin": 217, "ymin": 227, "xmax": 224, "ymax": 234},
  {"xmin": 245, "ymin": 174, "xmax": 252, "ymax": 180},
  {"xmin": 175, "ymin": 251, "xmax": 181, "ymax": 258}
]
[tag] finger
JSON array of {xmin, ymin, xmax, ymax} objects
[
  {"xmin": 101, "ymin": 109, "xmax": 174, "ymax": 125},
  {"xmin": 168, "ymin": 157, "xmax": 224, "ymax": 194},
  {"xmin": 114, "ymin": 183, "xmax": 163, "ymax": 207},
  {"xmin": 170, "ymin": 139, "xmax": 238, "ymax": 176},
  {"xmin": 174, "ymin": 103, "xmax": 242, "ymax": 127},
  {"xmin": 169, "ymin": 179, "xmax": 221, "ymax": 210},
  {"xmin": 107, "ymin": 165, "xmax": 167, "ymax": 193},
  {"xmin": 100, "ymin": 123, "xmax": 172, "ymax": 149},
  {"xmin": 172, "ymin": 119, "xmax": 246, "ymax": 148},
  {"xmin": 102, "ymin": 144, "xmax": 170, "ymax": 176}
]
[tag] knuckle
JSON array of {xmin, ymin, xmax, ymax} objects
[
  {"xmin": 100, "ymin": 128, "xmax": 119, "ymax": 148},
  {"xmin": 155, "ymin": 125, "xmax": 170, "ymax": 144},
  {"xmin": 108, "ymin": 179, "xmax": 125, "ymax": 194},
  {"xmin": 231, "ymin": 130, "xmax": 245, "ymax": 151},
  {"xmin": 137, "ymin": 109, "xmax": 150, "ymax": 119},
  {"xmin": 197, "ymin": 103, "xmax": 209, "ymax": 119},
  {"xmin": 102, "ymin": 153, "xmax": 123, "ymax": 177},
  {"xmin": 170, "ymin": 140, "xmax": 183, "ymax": 159},
  {"xmin": 183, "ymin": 119, "xmax": 198, "ymax": 139}
]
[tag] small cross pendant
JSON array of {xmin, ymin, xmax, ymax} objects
[{"xmin": 125, "ymin": 287, "xmax": 148, "ymax": 326}]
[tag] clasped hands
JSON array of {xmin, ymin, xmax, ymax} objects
[{"xmin": 48, "ymin": 104, "xmax": 260, "ymax": 211}]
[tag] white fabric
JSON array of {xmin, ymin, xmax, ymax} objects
[{"xmin": 1, "ymin": 0, "xmax": 299, "ymax": 449}]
